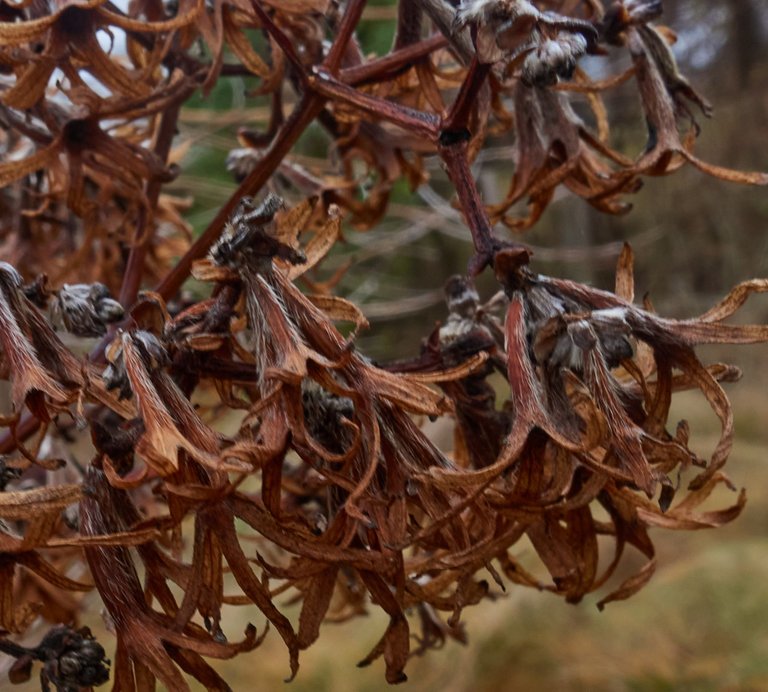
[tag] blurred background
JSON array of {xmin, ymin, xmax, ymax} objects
[
  {"xmin": 13, "ymin": 0, "xmax": 768, "ymax": 689},
  {"xmin": 175, "ymin": 1, "xmax": 768, "ymax": 690}
]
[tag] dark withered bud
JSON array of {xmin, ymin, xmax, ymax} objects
[
  {"xmin": 444, "ymin": 275, "xmax": 479, "ymax": 319},
  {"xmin": 455, "ymin": 0, "xmax": 540, "ymax": 63},
  {"xmin": 103, "ymin": 330, "xmax": 168, "ymax": 400},
  {"xmin": 50, "ymin": 283, "xmax": 124, "ymax": 337},
  {"xmin": 456, "ymin": 0, "xmax": 596, "ymax": 66},
  {"xmin": 211, "ymin": 195, "xmax": 281, "ymax": 269},
  {"xmin": 455, "ymin": 0, "xmax": 539, "ymax": 32},
  {"xmin": 598, "ymin": 330, "xmax": 634, "ymax": 367},
  {"xmin": 310, "ymin": 510, "xmax": 328, "ymax": 535},
  {"xmin": 522, "ymin": 33, "xmax": 587, "ymax": 87},
  {"xmin": 211, "ymin": 193, "xmax": 306, "ymax": 270},
  {"xmin": 544, "ymin": 322, "xmax": 584, "ymax": 372},
  {"xmin": 1, "ymin": 625, "xmax": 110, "ymax": 690},
  {"xmin": 225, "ymin": 147, "xmax": 260, "ymax": 182},
  {"xmin": 235, "ymin": 194, "xmax": 283, "ymax": 227},
  {"xmin": 590, "ymin": 307, "xmax": 635, "ymax": 367},
  {"xmin": 440, "ymin": 276, "xmax": 483, "ymax": 347},
  {"xmin": 20, "ymin": 274, "xmax": 50, "ymax": 307},
  {"xmin": 90, "ymin": 416, "xmax": 139, "ymax": 473},
  {"xmin": 301, "ymin": 380, "xmax": 354, "ymax": 455},
  {"xmin": 102, "ymin": 361, "xmax": 132, "ymax": 400},
  {"xmin": 46, "ymin": 627, "xmax": 110, "ymax": 690},
  {"xmin": 535, "ymin": 306, "xmax": 635, "ymax": 374}
]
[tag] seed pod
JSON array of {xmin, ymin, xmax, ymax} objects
[
  {"xmin": 49, "ymin": 283, "xmax": 124, "ymax": 337},
  {"xmin": 1, "ymin": 625, "xmax": 111, "ymax": 690},
  {"xmin": 444, "ymin": 275, "xmax": 480, "ymax": 318},
  {"xmin": 211, "ymin": 194, "xmax": 290, "ymax": 270},
  {"xmin": 522, "ymin": 33, "xmax": 587, "ymax": 87}
]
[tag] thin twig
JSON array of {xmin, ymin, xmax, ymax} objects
[
  {"xmin": 308, "ymin": 73, "xmax": 440, "ymax": 140},
  {"xmin": 249, "ymin": 0, "xmax": 307, "ymax": 79},
  {"xmin": 119, "ymin": 96, "xmax": 187, "ymax": 310},
  {"xmin": 323, "ymin": 0, "xmax": 369, "ymax": 74},
  {"xmin": 341, "ymin": 34, "xmax": 448, "ymax": 86},
  {"xmin": 394, "ymin": 0, "xmax": 423, "ymax": 50},
  {"xmin": 439, "ymin": 139, "xmax": 502, "ymax": 273}
]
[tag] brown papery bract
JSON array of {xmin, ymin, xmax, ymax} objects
[{"xmin": 0, "ymin": 0, "xmax": 766, "ymax": 688}]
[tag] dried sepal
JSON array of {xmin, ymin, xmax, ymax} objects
[
  {"xmin": 0, "ymin": 264, "xmax": 71, "ymax": 417},
  {"xmin": 80, "ymin": 466, "xmax": 263, "ymax": 691},
  {"xmin": 618, "ymin": 15, "xmax": 768, "ymax": 185},
  {"xmin": 110, "ymin": 330, "xmax": 253, "ymax": 476}
]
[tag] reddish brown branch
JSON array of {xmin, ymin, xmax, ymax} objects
[
  {"xmin": 438, "ymin": 139, "xmax": 500, "ymax": 274},
  {"xmin": 155, "ymin": 95, "xmax": 326, "ymax": 302},
  {"xmin": 441, "ymin": 57, "xmax": 491, "ymax": 134},
  {"xmin": 119, "ymin": 98, "xmax": 186, "ymax": 310},
  {"xmin": 308, "ymin": 72, "xmax": 440, "ymax": 140},
  {"xmin": 323, "ymin": 0, "xmax": 369, "ymax": 74},
  {"xmin": 341, "ymin": 34, "xmax": 448, "ymax": 87},
  {"xmin": 249, "ymin": 0, "xmax": 306, "ymax": 78},
  {"xmin": 394, "ymin": 0, "xmax": 423, "ymax": 50}
]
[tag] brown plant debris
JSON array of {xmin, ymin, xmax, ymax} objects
[{"xmin": 0, "ymin": 0, "xmax": 766, "ymax": 689}]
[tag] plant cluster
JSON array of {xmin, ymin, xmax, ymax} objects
[{"xmin": 0, "ymin": 0, "xmax": 766, "ymax": 689}]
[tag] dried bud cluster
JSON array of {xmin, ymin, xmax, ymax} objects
[
  {"xmin": 49, "ymin": 284, "xmax": 124, "ymax": 338},
  {"xmin": 522, "ymin": 33, "xmax": 587, "ymax": 86},
  {"xmin": 456, "ymin": 0, "xmax": 595, "ymax": 76},
  {"xmin": 1, "ymin": 625, "xmax": 110, "ymax": 691}
]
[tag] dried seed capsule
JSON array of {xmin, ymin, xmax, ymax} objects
[
  {"xmin": 444, "ymin": 275, "xmax": 480, "ymax": 318},
  {"xmin": 522, "ymin": 33, "xmax": 587, "ymax": 87},
  {"xmin": 57, "ymin": 653, "xmax": 81, "ymax": 677},
  {"xmin": 211, "ymin": 194, "xmax": 284, "ymax": 268},
  {"xmin": 50, "ymin": 283, "xmax": 124, "ymax": 337}
]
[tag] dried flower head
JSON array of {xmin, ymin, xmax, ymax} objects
[
  {"xmin": 1, "ymin": 625, "xmax": 110, "ymax": 691},
  {"xmin": 49, "ymin": 283, "xmax": 124, "ymax": 337},
  {"xmin": 521, "ymin": 33, "xmax": 588, "ymax": 86}
]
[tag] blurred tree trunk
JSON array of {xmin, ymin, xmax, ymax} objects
[{"xmin": 729, "ymin": 0, "xmax": 764, "ymax": 88}]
